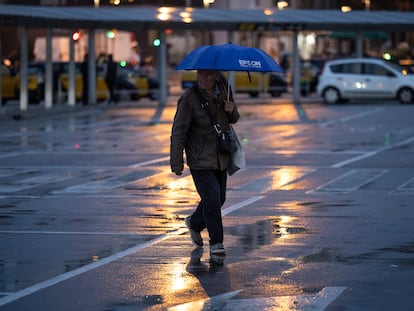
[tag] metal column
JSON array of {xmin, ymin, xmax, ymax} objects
[
  {"xmin": 159, "ymin": 30, "xmax": 167, "ymax": 109},
  {"xmin": 18, "ymin": 27, "xmax": 28, "ymax": 111},
  {"xmin": 87, "ymin": 30, "xmax": 96, "ymax": 105},
  {"xmin": 68, "ymin": 32, "xmax": 76, "ymax": 106},
  {"xmin": 292, "ymin": 29, "xmax": 301, "ymax": 104},
  {"xmin": 45, "ymin": 28, "xmax": 53, "ymax": 109},
  {"xmin": 150, "ymin": 30, "xmax": 167, "ymax": 124}
]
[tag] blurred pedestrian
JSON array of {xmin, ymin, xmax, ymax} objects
[
  {"xmin": 170, "ymin": 70, "xmax": 239, "ymax": 256},
  {"xmin": 105, "ymin": 54, "xmax": 118, "ymax": 104}
]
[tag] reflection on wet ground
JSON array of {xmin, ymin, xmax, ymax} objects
[
  {"xmin": 301, "ymin": 242, "xmax": 414, "ymax": 267},
  {"xmin": 1, "ymin": 102, "xmax": 414, "ymax": 310},
  {"xmin": 228, "ymin": 217, "xmax": 307, "ymax": 252}
]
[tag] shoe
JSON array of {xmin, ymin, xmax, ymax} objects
[
  {"xmin": 187, "ymin": 248, "xmax": 208, "ymax": 273},
  {"xmin": 210, "ymin": 253, "xmax": 225, "ymax": 266},
  {"xmin": 185, "ymin": 216, "xmax": 203, "ymax": 247},
  {"xmin": 210, "ymin": 243, "xmax": 226, "ymax": 255}
]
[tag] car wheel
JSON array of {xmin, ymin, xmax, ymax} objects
[
  {"xmin": 397, "ymin": 87, "xmax": 414, "ymax": 104},
  {"xmin": 322, "ymin": 87, "xmax": 341, "ymax": 104},
  {"xmin": 248, "ymin": 91, "xmax": 259, "ymax": 98},
  {"xmin": 269, "ymin": 91, "xmax": 282, "ymax": 97}
]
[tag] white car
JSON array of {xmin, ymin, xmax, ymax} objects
[{"xmin": 317, "ymin": 58, "xmax": 414, "ymax": 104}]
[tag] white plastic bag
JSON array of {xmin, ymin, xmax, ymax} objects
[{"xmin": 227, "ymin": 126, "xmax": 246, "ymax": 176}]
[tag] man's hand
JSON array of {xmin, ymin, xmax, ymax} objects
[
  {"xmin": 224, "ymin": 100, "xmax": 235, "ymax": 113},
  {"xmin": 171, "ymin": 165, "xmax": 183, "ymax": 176}
]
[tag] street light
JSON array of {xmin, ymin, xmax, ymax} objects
[
  {"xmin": 362, "ymin": 0, "xmax": 371, "ymax": 10},
  {"xmin": 203, "ymin": 0, "xmax": 214, "ymax": 8},
  {"xmin": 72, "ymin": 31, "xmax": 81, "ymax": 42},
  {"xmin": 276, "ymin": 1, "xmax": 289, "ymax": 10}
]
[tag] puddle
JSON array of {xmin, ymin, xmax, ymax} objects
[
  {"xmin": 228, "ymin": 218, "xmax": 308, "ymax": 252},
  {"xmin": 106, "ymin": 295, "xmax": 163, "ymax": 310},
  {"xmin": 297, "ymin": 200, "xmax": 354, "ymax": 210},
  {"xmin": 302, "ymin": 248, "xmax": 338, "ymax": 263}
]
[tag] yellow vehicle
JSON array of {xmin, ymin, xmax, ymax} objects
[
  {"xmin": 1, "ymin": 63, "xmax": 45, "ymax": 105},
  {"xmin": 180, "ymin": 70, "xmax": 287, "ymax": 98},
  {"xmin": 58, "ymin": 63, "xmax": 108, "ymax": 102},
  {"xmin": 59, "ymin": 63, "xmax": 158, "ymax": 102},
  {"xmin": 3, "ymin": 61, "xmax": 159, "ymax": 105},
  {"xmin": 1, "ymin": 64, "xmax": 17, "ymax": 104},
  {"xmin": 116, "ymin": 67, "xmax": 160, "ymax": 100}
]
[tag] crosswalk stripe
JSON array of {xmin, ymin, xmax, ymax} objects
[
  {"xmin": 310, "ymin": 169, "xmax": 387, "ymax": 194},
  {"xmin": 168, "ymin": 287, "xmax": 347, "ymax": 311}
]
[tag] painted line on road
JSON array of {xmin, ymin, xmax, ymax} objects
[
  {"xmin": 0, "ymin": 230, "xmax": 142, "ymax": 236},
  {"xmin": 309, "ymin": 169, "xmax": 387, "ymax": 194},
  {"xmin": 168, "ymin": 286, "xmax": 347, "ymax": 311},
  {"xmin": 128, "ymin": 156, "xmax": 170, "ymax": 168},
  {"xmin": 318, "ymin": 107, "xmax": 384, "ymax": 128},
  {"xmin": 0, "ymin": 195, "xmax": 264, "ymax": 307},
  {"xmin": 331, "ymin": 136, "xmax": 414, "ymax": 168}
]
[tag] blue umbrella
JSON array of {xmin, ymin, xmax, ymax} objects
[{"xmin": 176, "ymin": 42, "xmax": 283, "ymax": 73}]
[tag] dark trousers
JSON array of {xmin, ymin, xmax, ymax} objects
[
  {"xmin": 106, "ymin": 78, "xmax": 116, "ymax": 103},
  {"xmin": 190, "ymin": 169, "xmax": 227, "ymax": 245}
]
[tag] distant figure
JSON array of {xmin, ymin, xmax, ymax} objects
[
  {"xmin": 105, "ymin": 54, "xmax": 118, "ymax": 104},
  {"xmin": 81, "ymin": 53, "xmax": 89, "ymax": 106}
]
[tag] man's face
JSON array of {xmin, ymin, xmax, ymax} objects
[{"xmin": 197, "ymin": 70, "xmax": 217, "ymax": 92}]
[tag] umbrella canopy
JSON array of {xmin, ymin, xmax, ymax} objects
[{"xmin": 176, "ymin": 43, "xmax": 283, "ymax": 73}]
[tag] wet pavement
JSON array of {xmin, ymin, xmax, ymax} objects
[{"xmin": 0, "ymin": 95, "xmax": 413, "ymax": 310}]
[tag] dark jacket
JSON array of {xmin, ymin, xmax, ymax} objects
[{"xmin": 170, "ymin": 83, "xmax": 239, "ymax": 173}]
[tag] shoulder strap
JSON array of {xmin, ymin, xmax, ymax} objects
[{"xmin": 192, "ymin": 85, "xmax": 223, "ymax": 136}]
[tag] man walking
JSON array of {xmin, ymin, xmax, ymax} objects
[{"xmin": 170, "ymin": 70, "xmax": 239, "ymax": 256}]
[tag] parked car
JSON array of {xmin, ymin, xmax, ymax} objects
[
  {"xmin": 58, "ymin": 62, "xmax": 108, "ymax": 102},
  {"xmin": 10, "ymin": 62, "xmax": 47, "ymax": 104},
  {"xmin": 180, "ymin": 71, "xmax": 287, "ymax": 98},
  {"xmin": 116, "ymin": 67, "xmax": 160, "ymax": 100},
  {"xmin": 317, "ymin": 57, "xmax": 414, "ymax": 104},
  {"xmin": 59, "ymin": 62, "xmax": 159, "ymax": 102},
  {"xmin": 1, "ymin": 63, "xmax": 17, "ymax": 105},
  {"xmin": 1, "ymin": 61, "xmax": 51, "ymax": 105}
]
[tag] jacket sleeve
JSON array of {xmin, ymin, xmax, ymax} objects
[{"xmin": 170, "ymin": 94, "xmax": 192, "ymax": 174}]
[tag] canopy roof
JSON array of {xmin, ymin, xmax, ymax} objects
[{"xmin": 1, "ymin": 5, "xmax": 414, "ymax": 32}]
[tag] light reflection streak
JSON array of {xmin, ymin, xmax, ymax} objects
[
  {"xmin": 269, "ymin": 167, "xmax": 314, "ymax": 191},
  {"xmin": 166, "ymin": 175, "xmax": 197, "ymax": 206},
  {"xmin": 170, "ymin": 262, "xmax": 187, "ymax": 291}
]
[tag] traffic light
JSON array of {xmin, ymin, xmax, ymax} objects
[
  {"xmin": 72, "ymin": 31, "xmax": 81, "ymax": 42},
  {"xmin": 153, "ymin": 38, "xmax": 161, "ymax": 47},
  {"xmin": 106, "ymin": 30, "xmax": 116, "ymax": 39}
]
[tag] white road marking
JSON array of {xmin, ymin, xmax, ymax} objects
[
  {"xmin": 128, "ymin": 156, "xmax": 170, "ymax": 168},
  {"xmin": 331, "ymin": 136, "xmax": 414, "ymax": 168},
  {"xmin": 318, "ymin": 108, "xmax": 384, "ymax": 128},
  {"xmin": 0, "ymin": 230, "xmax": 140, "ymax": 236},
  {"xmin": 168, "ymin": 290, "xmax": 243, "ymax": 311},
  {"xmin": 392, "ymin": 176, "xmax": 414, "ymax": 194},
  {"xmin": 168, "ymin": 287, "xmax": 347, "ymax": 311},
  {"xmin": 310, "ymin": 169, "xmax": 387, "ymax": 194},
  {"xmin": 0, "ymin": 196, "xmax": 264, "ymax": 307},
  {"xmin": 51, "ymin": 156, "xmax": 170, "ymax": 194}
]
